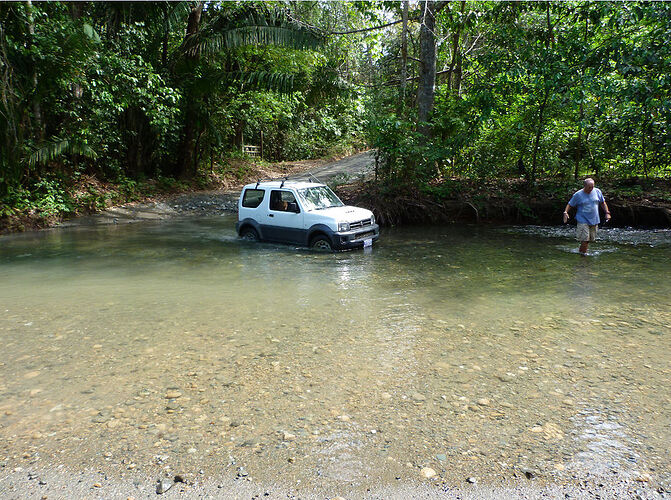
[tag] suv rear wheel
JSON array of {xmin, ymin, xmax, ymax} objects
[
  {"xmin": 240, "ymin": 227, "xmax": 259, "ymax": 241},
  {"xmin": 310, "ymin": 235, "xmax": 333, "ymax": 252}
]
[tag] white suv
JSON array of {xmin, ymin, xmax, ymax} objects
[{"xmin": 236, "ymin": 180, "xmax": 379, "ymax": 251}]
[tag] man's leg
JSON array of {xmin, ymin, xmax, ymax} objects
[{"xmin": 576, "ymin": 223, "xmax": 590, "ymax": 254}]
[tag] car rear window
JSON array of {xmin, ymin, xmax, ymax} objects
[{"xmin": 242, "ymin": 189, "xmax": 265, "ymax": 208}]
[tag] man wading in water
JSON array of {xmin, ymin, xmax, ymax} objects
[{"xmin": 563, "ymin": 178, "xmax": 611, "ymax": 255}]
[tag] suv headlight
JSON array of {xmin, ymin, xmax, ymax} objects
[
  {"xmin": 338, "ymin": 222, "xmax": 350, "ymax": 232},
  {"xmin": 370, "ymin": 215, "xmax": 375, "ymax": 225}
]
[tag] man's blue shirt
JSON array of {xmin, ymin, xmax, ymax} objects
[{"xmin": 569, "ymin": 188, "xmax": 604, "ymax": 225}]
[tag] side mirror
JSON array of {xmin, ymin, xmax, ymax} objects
[{"xmin": 288, "ymin": 202, "xmax": 300, "ymax": 213}]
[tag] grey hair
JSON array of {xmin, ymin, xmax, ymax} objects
[{"xmin": 584, "ymin": 178, "xmax": 595, "ymax": 187}]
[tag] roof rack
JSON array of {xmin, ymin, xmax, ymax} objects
[{"xmin": 254, "ymin": 173, "xmax": 324, "ymax": 188}]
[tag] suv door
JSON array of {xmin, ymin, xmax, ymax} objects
[{"xmin": 263, "ymin": 190, "xmax": 304, "ymax": 243}]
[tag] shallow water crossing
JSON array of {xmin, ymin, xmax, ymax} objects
[{"xmin": 1, "ymin": 218, "xmax": 670, "ymax": 495}]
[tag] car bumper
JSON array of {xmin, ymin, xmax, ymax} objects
[{"xmin": 332, "ymin": 224, "xmax": 380, "ymax": 250}]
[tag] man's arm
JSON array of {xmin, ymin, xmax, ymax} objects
[
  {"xmin": 601, "ymin": 201, "xmax": 611, "ymax": 221},
  {"xmin": 563, "ymin": 203, "xmax": 572, "ymax": 223}
]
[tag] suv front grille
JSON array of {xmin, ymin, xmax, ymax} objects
[{"xmin": 349, "ymin": 218, "xmax": 372, "ymax": 230}]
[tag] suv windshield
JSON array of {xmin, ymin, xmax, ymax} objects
[{"xmin": 297, "ymin": 186, "xmax": 344, "ymax": 211}]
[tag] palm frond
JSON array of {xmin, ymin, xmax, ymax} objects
[
  {"xmin": 184, "ymin": 7, "xmax": 323, "ymax": 57},
  {"xmin": 28, "ymin": 137, "xmax": 97, "ymax": 168},
  {"xmin": 203, "ymin": 26, "xmax": 321, "ymax": 55},
  {"xmin": 192, "ymin": 70, "xmax": 298, "ymax": 95},
  {"xmin": 164, "ymin": 2, "xmax": 191, "ymax": 32}
]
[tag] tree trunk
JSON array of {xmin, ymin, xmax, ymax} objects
[
  {"xmin": 531, "ymin": 88, "xmax": 549, "ymax": 184},
  {"xmin": 446, "ymin": 1, "xmax": 465, "ymax": 93},
  {"xmin": 177, "ymin": 2, "xmax": 203, "ymax": 178},
  {"xmin": 416, "ymin": 1, "xmax": 450, "ymax": 141},
  {"xmin": 417, "ymin": 0, "xmax": 438, "ymax": 138},
  {"xmin": 641, "ymin": 119, "xmax": 649, "ymax": 179},
  {"xmin": 574, "ymin": 13, "xmax": 588, "ymax": 180},
  {"xmin": 26, "ymin": 1, "xmax": 43, "ymax": 143},
  {"xmin": 399, "ymin": 0, "xmax": 409, "ymax": 110}
]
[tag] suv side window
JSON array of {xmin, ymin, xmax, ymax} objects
[
  {"xmin": 270, "ymin": 190, "xmax": 298, "ymax": 212},
  {"xmin": 242, "ymin": 189, "xmax": 265, "ymax": 208}
]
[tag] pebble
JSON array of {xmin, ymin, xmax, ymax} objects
[
  {"xmin": 165, "ymin": 391, "xmax": 182, "ymax": 399},
  {"xmin": 420, "ymin": 467, "xmax": 437, "ymax": 479},
  {"xmin": 156, "ymin": 478, "xmax": 173, "ymax": 494},
  {"xmin": 521, "ymin": 468, "xmax": 536, "ymax": 479},
  {"xmin": 282, "ymin": 431, "xmax": 296, "ymax": 441},
  {"xmin": 476, "ymin": 398, "xmax": 490, "ymax": 406},
  {"xmin": 467, "ymin": 476, "xmax": 477, "ymax": 484},
  {"xmin": 412, "ymin": 392, "xmax": 426, "ymax": 402}
]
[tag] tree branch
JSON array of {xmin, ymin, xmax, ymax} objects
[{"xmin": 329, "ymin": 18, "xmax": 406, "ymax": 36}]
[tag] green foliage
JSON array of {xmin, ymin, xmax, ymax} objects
[
  {"xmin": 364, "ymin": 1, "xmax": 671, "ymax": 186},
  {"xmin": 0, "ymin": 176, "xmax": 74, "ymax": 218},
  {"xmin": 1, "ymin": 1, "xmax": 363, "ymax": 223}
]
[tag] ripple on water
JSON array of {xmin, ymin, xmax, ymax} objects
[
  {"xmin": 505, "ymin": 225, "xmax": 671, "ymax": 247},
  {"xmin": 555, "ymin": 245, "xmax": 620, "ymax": 256},
  {"xmin": 569, "ymin": 410, "xmax": 642, "ymax": 478}
]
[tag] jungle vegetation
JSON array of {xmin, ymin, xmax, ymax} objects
[{"xmin": 1, "ymin": 1, "xmax": 669, "ymax": 226}]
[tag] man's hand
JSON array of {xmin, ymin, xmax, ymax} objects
[
  {"xmin": 563, "ymin": 211, "xmax": 569, "ymax": 223},
  {"xmin": 605, "ymin": 211, "xmax": 611, "ymax": 222}
]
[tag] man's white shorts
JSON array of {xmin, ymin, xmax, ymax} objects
[{"xmin": 576, "ymin": 223, "xmax": 597, "ymax": 242}]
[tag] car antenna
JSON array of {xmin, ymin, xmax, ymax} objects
[
  {"xmin": 280, "ymin": 176, "xmax": 288, "ymax": 188},
  {"xmin": 255, "ymin": 180, "xmax": 260, "ymax": 189}
]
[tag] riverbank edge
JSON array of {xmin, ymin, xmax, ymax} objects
[
  {"xmin": 0, "ymin": 466, "xmax": 665, "ymax": 500},
  {"xmin": 2, "ymin": 170, "xmax": 670, "ymax": 235},
  {"xmin": 337, "ymin": 178, "xmax": 671, "ymax": 229}
]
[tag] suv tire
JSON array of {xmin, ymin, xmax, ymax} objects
[
  {"xmin": 310, "ymin": 235, "xmax": 333, "ymax": 252},
  {"xmin": 240, "ymin": 227, "xmax": 260, "ymax": 241}
]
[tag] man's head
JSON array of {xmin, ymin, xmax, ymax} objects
[{"xmin": 583, "ymin": 178, "xmax": 595, "ymax": 194}]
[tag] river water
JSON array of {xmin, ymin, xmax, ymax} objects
[{"xmin": 1, "ymin": 216, "xmax": 670, "ymax": 495}]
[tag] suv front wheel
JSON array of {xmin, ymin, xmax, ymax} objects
[{"xmin": 310, "ymin": 235, "xmax": 333, "ymax": 252}]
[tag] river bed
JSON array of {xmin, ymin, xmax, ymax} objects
[{"xmin": 0, "ymin": 217, "xmax": 669, "ymax": 498}]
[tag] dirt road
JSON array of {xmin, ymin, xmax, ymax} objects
[{"xmin": 59, "ymin": 151, "xmax": 375, "ymax": 228}]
